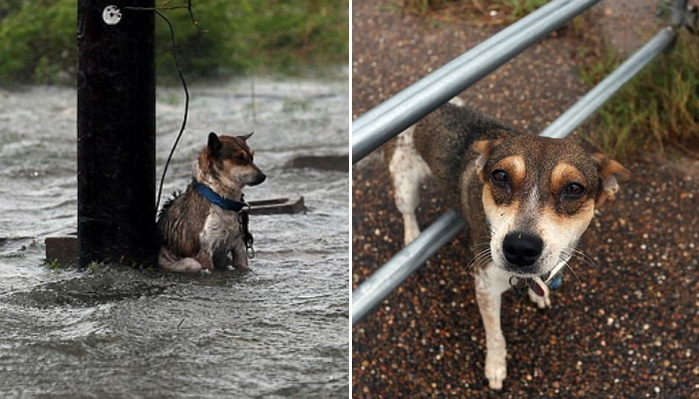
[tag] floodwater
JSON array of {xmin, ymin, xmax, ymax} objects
[{"xmin": 0, "ymin": 76, "xmax": 349, "ymax": 398}]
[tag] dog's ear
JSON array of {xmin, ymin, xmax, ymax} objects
[
  {"xmin": 240, "ymin": 132, "xmax": 254, "ymax": 141},
  {"xmin": 208, "ymin": 132, "xmax": 221, "ymax": 154},
  {"xmin": 473, "ymin": 139, "xmax": 503, "ymax": 183},
  {"xmin": 593, "ymin": 153, "xmax": 631, "ymax": 207}
]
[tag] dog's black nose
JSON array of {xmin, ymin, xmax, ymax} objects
[
  {"xmin": 502, "ymin": 232, "xmax": 543, "ymax": 267},
  {"xmin": 249, "ymin": 172, "xmax": 266, "ymax": 186}
]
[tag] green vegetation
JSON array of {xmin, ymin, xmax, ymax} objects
[
  {"xmin": 400, "ymin": 0, "xmax": 547, "ymax": 19},
  {"xmin": 580, "ymin": 32, "xmax": 699, "ymax": 159},
  {"xmin": 0, "ymin": 0, "xmax": 348, "ymax": 85},
  {"xmin": 502, "ymin": 0, "xmax": 548, "ymax": 19},
  {"xmin": 398, "ymin": 0, "xmax": 698, "ymax": 159},
  {"xmin": 45, "ymin": 259, "xmax": 65, "ymax": 271},
  {"xmin": 400, "ymin": 0, "xmax": 446, "ymax": 15}
]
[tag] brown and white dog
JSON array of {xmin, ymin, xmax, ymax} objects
[
  {"xmin": 157, "ymin": 132, "xmax": 266, "ymax": 273},
  {"xmin": 384, "ymin": 98, "xmax": 630, "ymax": 390}
]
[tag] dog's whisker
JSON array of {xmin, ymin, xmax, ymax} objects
[
  {"xmin": 470, "ymin": 237, "xmax": 495, "ymax": 273},
  {"xmin": 563, "ymin": 247, "xmax": 599, "ymax": 275},
  {"xmin": 565, "ymin": 263, "xmax": 582, "ymax": 285},
  {"xmin": 468, "ymin": 246, "xmax": 492, "ymax": 272},
  {"xmin": 570, "ymin": 248, "xmax": 599, "ymax": 272},
  {"xmin": 558, "ymin": 255, "xmax": 582, "ymax": 285},
  {"xmin": 471, "ymin": 242, "xmax": 491, "ymax": 250}
]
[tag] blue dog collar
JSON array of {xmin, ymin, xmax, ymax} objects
[{"xmin": 192, "ymin": 180, "xmax": 247, "ymax": 212}]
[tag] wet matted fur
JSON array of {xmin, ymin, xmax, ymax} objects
[{"xmin": 157, "ymin": 132, "xmax": 266, "ymax": 273}]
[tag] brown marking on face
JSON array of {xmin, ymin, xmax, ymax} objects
[
  {"xmin": 481, "ymin": 183, "xmax": 522, "ymax": 226},
  {"xmin": 486, "ymin": 155, "xmax": 526, "ymax": 206},
  {"xmin": 549, "ymin": 163, "xmax": 594, "ymax": 215},
  {"xmin": 475, "ymin": 134, "xmax": 631, "ymax": 276},
  {"xmin": 473, "ymin": 139, "xmax": 503, "ymax": 183}
]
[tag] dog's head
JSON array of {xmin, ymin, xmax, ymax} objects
[
  {"xmin": 197, "ymin": 132, "xmax": 266, "ymax": 191},
  {"xmin": 472, "ymin": 135, "xmax": 630, "ymax": 278}
]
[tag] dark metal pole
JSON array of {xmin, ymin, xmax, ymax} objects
[{"xmin": 77, "ymin": 1, "xmax": 157, "ymax": 268}]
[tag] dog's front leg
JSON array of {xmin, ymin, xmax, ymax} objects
[
  {"xmin": 475, "ymin": 268, "xmax": 511, "ymax": 390},
  {"xmin": 230, "ymin": 241, "xmax": 249, "ymax": 270},
  {"xmin": 195, "ymin": 248, "xmax": 214, "ymax": 271}
]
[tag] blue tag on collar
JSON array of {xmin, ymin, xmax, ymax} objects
[
  {"xmin": 548, "ymin": 273, "xmax": 563, "ymax": 289},
  {"xmin": 192, "ymin": 180, "xmax": 247, "ymax": 212}
]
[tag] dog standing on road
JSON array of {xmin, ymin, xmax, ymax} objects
[
  {"xmin": 157, "ymin": 132, "xmax": 266, "ymax": 273},
  {"xmin": 385, "ymin": 99, "xmax": 630, "ymax": 389}
]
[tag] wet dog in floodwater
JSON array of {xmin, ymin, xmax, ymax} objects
[
  {"xmin": 157, "ymin": 132, "xmax": 266, "ymax": 273},
  {"xmin": 385, "ymin": 98, "xmax": 630, "ymax": 389}
]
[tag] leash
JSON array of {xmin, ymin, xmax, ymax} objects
[{"xmin": 239, "ymin": 208, "xmax": 255, "ymax": 259}]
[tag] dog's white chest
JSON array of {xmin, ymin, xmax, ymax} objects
[{"xmin": 201, "ymin": 207, "xmax": 241, "ymax": 251}]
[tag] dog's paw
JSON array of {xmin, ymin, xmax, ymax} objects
[
  {"xmin": 404, "ymin": 224, "xmax": 421, "ymax": 245},
  {"xmin": 181, "ymin": 258, "xmax": 204, "ymax": 273},
  {"xmin": 485, "ymin": 352, "xmax": 507, "ymax": 390},
  {"xmin": 231, "ymin": 262, "xmax": 249, "ymax": 271},
  {"xmin": 160, "ymin": 257, "xmax": 203, "ymax": 273}
]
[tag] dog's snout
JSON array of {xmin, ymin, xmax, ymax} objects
[
  {"xmin": 249, "ymin": 171, "xmax": 266, "ymax": 186},
  {"xmin": 502, "ymin": 232, "xmax": 543, "ymax": 267}
]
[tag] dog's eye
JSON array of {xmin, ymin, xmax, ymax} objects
[
  {"xmin": 563, "ymin": 183, "xmax": 585, "ymax": 198},
  {"xmin": 234, "ymin": 152, "xmax": 248, "ymax": 162},
  {"xmin": 491, "ymin": 170, "xmax": 510, "ymax": 185}
]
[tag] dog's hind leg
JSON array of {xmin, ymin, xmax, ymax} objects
[
  {"xmin": 475, "ymin": 267, "xmax": 511, "ymax": 390},
  {"xmin": 159, "ymin": 248, "xmax": 203, "ymax": 273},
  {"xmin": 388, "ymin": 126, "xmax": 432, "ymax": 245}
]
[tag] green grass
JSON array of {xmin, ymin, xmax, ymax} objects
[
  {"xmin": 400, "ymin": 0, "xmax": 447, "ymax": 15},
  {"xmin": 0, "ymin": 0, "xmax": 349, "ymax": 85},
  {"xmin": 45, "ymin": 259, "xmax": 64, "ymax": 271},
  {"xmin": 502, "ymin": 0, "xmax": 548, "ymax": 19},
  {"xmin": 399, "ymin": 0, "xmax": 548, "ymax": 18},
  {"xmin": 580, "ymin": 32, "xmax": 699, "ymax": 159}
]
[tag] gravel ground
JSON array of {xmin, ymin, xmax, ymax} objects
[{"xmin": 351, "ymin": 0, "xmax": 699, "ymax": 397}]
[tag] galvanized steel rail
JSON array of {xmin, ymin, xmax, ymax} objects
[
  {"xmin": 352, "ymin": 210, "xmax": 465, "ymax": 324},
  {"xmin": 540, "ymin": 27, "xmax": 677, "ymax": 139},
  {"xmin": 352, "ymin": 0, "xmax": 603, "ymax": 164},
  {"xmin": 352, "ymin": 0, "xmax": 691, "ymax": 326}
]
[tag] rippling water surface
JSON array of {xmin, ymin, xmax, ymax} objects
[{"xmin": 0, "ymin": 76, "xmax": 349, "ymax": 398}]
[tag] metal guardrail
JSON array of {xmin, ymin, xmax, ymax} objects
[
  {"xmin": 352, "ymin": 0, "xmax": 603, "ymax": 164},
  {"xmin": 352, "ymin": 210, "xmax": 465, "ymax": 323},
  {"xmin": 540, "ymin": 27, "xmax": 677, "ymax": 139},
  {"xmin": 352, "ymin": 0, "xmax": 694, "ymax": 326}
]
